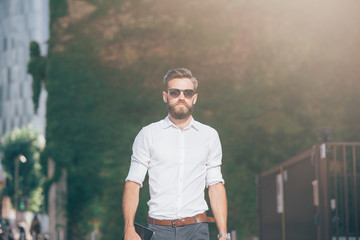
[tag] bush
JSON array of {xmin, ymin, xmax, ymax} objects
[{"xmin": 1, "ymin": 127, "xmax": 46, "ymax": 212}]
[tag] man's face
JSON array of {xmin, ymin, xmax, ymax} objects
[{"xmin": 162, "ymin": 78, "xmax": 198, "ymax": 119}]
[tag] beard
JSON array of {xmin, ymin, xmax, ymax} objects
[{"xmin": 167, "ymin": 99, "xmax": 194, "ymax": 119}]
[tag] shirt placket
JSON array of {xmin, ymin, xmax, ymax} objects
[{"xmin": 176, "ymin": 130, "xmax": 185, "ymax": 218}]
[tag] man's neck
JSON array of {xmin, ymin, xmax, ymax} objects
[{"xmin": 168, "ymin": 114, "xmax": 192, "ymax": 130}]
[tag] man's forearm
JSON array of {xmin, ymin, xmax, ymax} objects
[
  {"xmin": 209, "ymin": 182, "xmax": 228, "ymax": 238},
  {"xmin": 123, "ymin": 181, "xmax": 141, "ymax": 235}
]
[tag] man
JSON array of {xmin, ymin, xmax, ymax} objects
[{"xmin": 123, "ymin": 68, "xmax": 229, "ymax": 240}]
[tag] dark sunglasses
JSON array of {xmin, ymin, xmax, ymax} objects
[{"xmin": 168, "ymin": 88, "xmax": 196, "ymax": 98}]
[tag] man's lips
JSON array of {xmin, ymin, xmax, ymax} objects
[
  {"xmin": 176, "ymin": 103, "xmax": 188, "ymax": 107},
  {"xmin": 174, "ymin": 100, "xmax": 191, "ymax": 108}
]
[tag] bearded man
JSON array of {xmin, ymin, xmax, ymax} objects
[{"xmin": 123, "ymin": 68, "xmax": 229, "ymax": 240}]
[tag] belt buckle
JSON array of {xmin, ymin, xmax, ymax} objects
[{"xmin": 172, "ymin": 218, "xmax": 186, "ymax": 227}]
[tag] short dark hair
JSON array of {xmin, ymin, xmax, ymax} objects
[{"xmin": 163, "ymin": 68, "xmax": 198, "ymax": 91}]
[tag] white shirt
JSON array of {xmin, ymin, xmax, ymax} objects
[{"xmin": 125, "ymin": 116, "xmax": 224, "ymax": 220}]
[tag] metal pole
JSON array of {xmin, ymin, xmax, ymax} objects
[
  {"xmin": 352, "ymin": 146, "xmax": 359, "ymax": 238},
  {"xmin": 15, "ymin": 156, "xmax": 19, "ymax": 216},
  {"xmin": 333, "ymin": 146, "xmax": 339, "ymax": 240},
  {"xmin": 280, "ymin": 166, "xmax": 286, "ymax": 240},
  {"xmin": 256, "ymin": 175, "xmax": 262, "ymax": 240},
  {"xmin": 343, "ymin": 146, "xmax": 349, "ymax": 240},
  {"xmin": 230, "ymin": 230, "xmax": 237, "ymax": 240},
  {"xmin": 14, "ymin": 154, "xmax": 26, "ymax": 221},
  {"xmin": 320, "ymin": 144, "xmax": 330, "ymax": 240}
]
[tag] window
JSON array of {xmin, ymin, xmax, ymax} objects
[
  {"xmin": 23, "ymin": 99, "xmax": 27, "ymax": 115},
  {"xmin": 0, "ymin": 86, "xmax": 2, "ymax": 118},
  {"xmin": 3, "ymin": 38, "xmax": 7, "ymax": 51},
  {"xmin": 7, "ymin": 67, "xmax": 11, "ymax": 100},
  {"xmin": 20, "ymin": 2, "xmax": 24, "ymax": 14},
  {"xmin": 15, "ymin": 103, "xmax": 18, "ymax": 116},
  {"xmin": 3, "ymin": 120, "xmax": 7, "ymax": 134},
  {"xmin": 2, "ymin": 120, "xmax": 6, "ymax": 135},
  {"xmin": 19, "ymin": 82, "xmax": 23, "ymax": 98}
]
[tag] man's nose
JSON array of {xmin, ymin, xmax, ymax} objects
[{"xmin": 178, "ymin": 91, "xmax": 186, "ymax": 99}]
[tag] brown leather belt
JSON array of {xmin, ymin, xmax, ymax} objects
[{"xmin": 147, "ymin": 212, "xmax": 215, "ymax": 227}]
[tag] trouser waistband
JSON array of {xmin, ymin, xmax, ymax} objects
[{"xmin": 147, "ymin": 212, "xmax": 215, "ymax": 227}]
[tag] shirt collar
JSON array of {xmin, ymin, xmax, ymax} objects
[{"xmin": 162, "ymin": 116, "xmax": 199, "ymax": 131}]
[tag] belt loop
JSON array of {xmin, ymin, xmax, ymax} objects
[
  {"xmin": 193, "ymin": 216, "xmax": 197, "ymax": 223},
  {"xmin": 153, "ymin": 218, "xmax": 155, "ymax": 224}
]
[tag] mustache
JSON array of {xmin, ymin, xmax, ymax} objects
[{"xmin": 176, "ymin": 100, "xmax": 191, "ymax": 108}]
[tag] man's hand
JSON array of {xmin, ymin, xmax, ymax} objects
[{"xmin": 124, "ymin": 226, "xmax": 141, "ymax": 240}]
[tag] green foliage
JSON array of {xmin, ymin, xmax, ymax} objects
[
  {"xmin": 47, "ymin": 0, "xmax": 360, "ymax": 239},
  {"xmin": 49, "ymin": 0, "xmax": 67, "ymax": 25},
  {"xmin": 0, "ymin": 127, "xmax": 45, "ymax": 211},
  {"xmin": 27, "ymin": 41, "xmax": 46, "ymax": 113},
  {"xmin": 46, "ymin": 16, "xmax": 162, "ymax": 237}
]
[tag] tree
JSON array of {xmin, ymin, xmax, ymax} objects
[
  {"xmin": 47, "ymin": 0, "xmax": 360, "ymax": 238},
  {"xmin": 1, "ymin": 127, "xmax": 45, "ymax": 212},
  {"xmin": 27, "ymin": 41, "xmax": 47, "ymax": 113}
]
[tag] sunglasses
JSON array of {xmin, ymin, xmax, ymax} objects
[{"xmin": 168, "ymin": 88, "xmax": 196, "ymax": 99}]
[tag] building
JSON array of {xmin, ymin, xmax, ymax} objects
[
  {"xmin": 0, "ymin": 0, "xmax": 49, "ymax": 138},
  {"xmin": 0, "ymin": 0, "xmax": 49, "ymax": 234}
]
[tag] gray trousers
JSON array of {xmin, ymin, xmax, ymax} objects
[{"xmin": 147, "ymin": 223, "xmax": 210, "ymax": 240}]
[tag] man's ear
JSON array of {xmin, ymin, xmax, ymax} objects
[
  {"xmin": 193, "ymin": 93, "xmax": 198, "ymax": 105},
  {"xmin": 162, "ymin": 91, "xmax": 168, "ymax": 103}
]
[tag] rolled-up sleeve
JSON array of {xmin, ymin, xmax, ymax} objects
[
  {"xmin": 205, "ymin": 129, "xmax": 225, "ymax": 187},
  {"xmin": 125, "ymin": 128, "xmax": 151, "ymax": 187}
]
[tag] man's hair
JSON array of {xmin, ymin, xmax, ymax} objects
[{"xmin": 163, "ymin": 68, "xmax": 198, "ymax": 91}]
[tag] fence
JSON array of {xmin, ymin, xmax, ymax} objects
[{"xmin": 257, "ymin": 142, "xmax": 360, "ymax": 240}]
